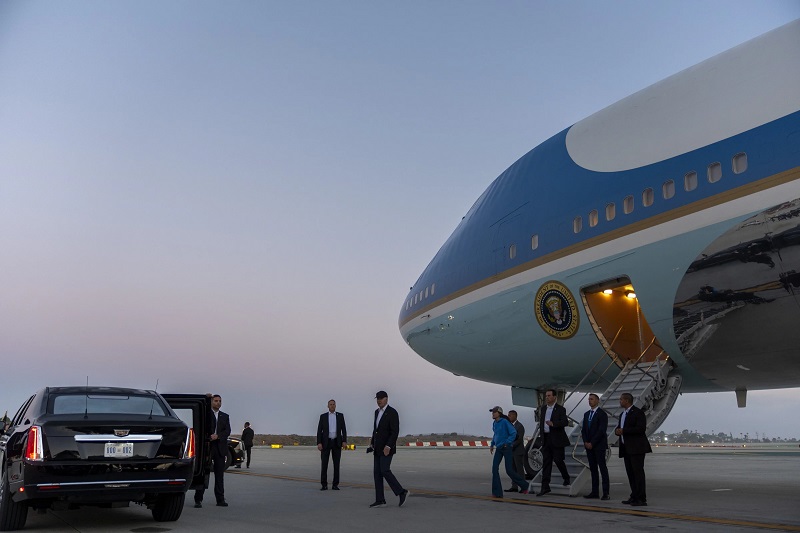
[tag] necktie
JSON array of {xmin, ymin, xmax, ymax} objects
[{"xmin": 588, "ymin": 410, "xmax": 594, "ymax": 427}]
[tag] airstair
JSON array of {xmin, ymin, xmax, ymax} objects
[{"xmin": 527, "ymin": 336, "xmax": 682, "ymax": 497}]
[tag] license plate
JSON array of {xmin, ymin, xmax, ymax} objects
[{"xmin": 104, "ymin": 442, "xmax": 134, "ymax": 458}]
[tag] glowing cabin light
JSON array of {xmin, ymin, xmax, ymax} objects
[
  {"xmin": 603, "ymin": 289, "xmax": 613, "ymax": 295},
  {"xmin": 626, "ymin": 291, "xmax": 637, "ymax": 299}
]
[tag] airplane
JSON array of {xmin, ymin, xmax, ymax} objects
[{"xmin": 398, "ymin": 20, "xmax": 800, "ymax": 494}]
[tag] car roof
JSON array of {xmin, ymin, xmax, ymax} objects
[{"xmin": 45, "ymin": 386, "xmax": 158, "ymax": 395}]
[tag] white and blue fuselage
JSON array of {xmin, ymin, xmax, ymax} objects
[{"xmin": 399, "ymin": 21, "xmax": 800, "ymax": 395}]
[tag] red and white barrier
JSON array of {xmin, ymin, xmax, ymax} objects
[{"xmin": 406, "ymin": 440, "xmax": 491, "ymax": 447}]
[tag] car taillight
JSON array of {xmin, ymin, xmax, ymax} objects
[
  {"xmin": 25, "ymin": 425, "xmax": 44, "ymax": 461},
  {"xmin": 183, "ymin": 428, "xmax": 195, "ymax": 459}
]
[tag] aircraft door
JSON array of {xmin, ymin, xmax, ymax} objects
[{"xmin": 580, "ymin": 277, "xmax": 663, "ymax": 365}]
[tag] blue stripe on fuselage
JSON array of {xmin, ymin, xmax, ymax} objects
[{"xmin": 400, "ymin": 110, "xmax": 800, "ymax": 325}]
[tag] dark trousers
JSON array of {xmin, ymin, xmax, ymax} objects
[
  {"xmin": 540, "ymin": 434, "xmax": 569, "ymax": 489},
  {"xmin": 373, "ymin": 453, "xmax": 403, "ymax": 501},
  {"xmin": 623, "ymin": 452, "xmax": 647, "ymax": 502},
  {"xmin": 320, "ymin": 442, "xmax": 342, "ymax": 487},
  {"xmin": 586, "ymin": 446, "xmax": 610, "ymax": 496},
  {"xmin": 195, "ymin": 443, "xmax": 226, "ymax": 504},
  {"xmin": 510, "ymin": 450, "xmax": 525, "ymax": 489},
  {"xmin": 245, "ymin": 445, "xmax": 252, "ymax": 467}
]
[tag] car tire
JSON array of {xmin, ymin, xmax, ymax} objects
[
  {"xmin": 223, "ymin": 449, "xmax": 233, "ymax": 470},
  {"xmin": 151, "ymin": 492, "xmax": 184, "ymax": 522},
  {"xmin": 0, "ymin": 471, "xmax": 28, "ymax": 531}
]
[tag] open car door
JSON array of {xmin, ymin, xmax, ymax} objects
[{"xmin": 162, "ymin": 394, "xmax": 212, "ymax": 491}]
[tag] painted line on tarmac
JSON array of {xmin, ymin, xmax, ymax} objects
[{"xmin": 230, "ymin": 470, "xmax": 800, "ymax": 531}]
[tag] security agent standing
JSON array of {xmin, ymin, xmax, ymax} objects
[
  {"xmin": 240, "ymin": 422, "xmax": 254, "ymax": 469},
  {"xmin": 195, "ymin": 394, "xmax": 231, "ymax": 508},
  {"xmin": 581, "ymin": 394, "xmax": 610, "ymax": 500},
  {"xmin": 368, "ymin": 391, "xmax": 409, "ymax": 508},
  {"xmin": 536, "ymin": 389, "xmax": 571, "ymax": 496},
  {"xmin": 317, "ymin": 399, "xmax": 347, "ymax": 490},
  {"xmin": 614, "ymin": 392, "xmax": 652, "ymax": 506},
  {"xmin": 504, "ymin": 410, "xmax": 526, "ymax": 493}
]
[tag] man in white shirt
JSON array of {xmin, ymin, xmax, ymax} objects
[{"xmin": 316, "ymin": 399, "xmax": 347, "ymax": 490}]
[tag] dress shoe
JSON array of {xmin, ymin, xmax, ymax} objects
[
  {"xmin": 504, "ymin": 487, "xmax": 518, "ymax": 493},
  {"xmin": 601, "ymin": 495, "xmax": 610, "ymax": 501},
  {"xmin": 399, "ymin": 489, "xmax": 410, "ymax": 507},
  {"xmin": 216, "ymin": 501, "xmax": 228, "ymax": 507},
  {"xmin": 332, "ymin": 486, "xmax": 340, "ymax": 490},
  {"xmin": 622, "ymin": 499, "xmax": 635, "ymax": 504},
  {"xmin": 519, "ymin": 489, "xmax": 529, "ymax": 495},
  {"xmin": 536, "ymin": 488, "xmax": 551, "ymax": 496},
  {"xmin": 583, "ymin": 493, "xmax": 599, "ymax": 499},
  {"xmin": 630, "ymin": 501, "xmax": 648, "ymax": 507},
  {"xmin": 369, "ymin": 500, "xmax": 387, "ymax": 508},
  {"xmin": 320, "ymin": 486, "xmax": 327, "ymax": 491},
  {"xmin": 194, "ymin": 502, "xmax": 202, "ymax": 508},
  {"xmin": 563, "ymin": 478, "xmax": 571, "ymax": 486},
  {"xmin": 246, "ymin": 465, "xmax": 250, "ymax": 468}
]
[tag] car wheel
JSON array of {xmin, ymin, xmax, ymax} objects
[
  {"xmin": 0, "ymin": 471, "xmax": 28, "ymax": 531},
  {"xmin": 223, "ymin": 449, "xmax": 233, "ymax": 470},
  {"xmin": 151, "ymin": 492, "xmax": 184, "ymax": 522}
]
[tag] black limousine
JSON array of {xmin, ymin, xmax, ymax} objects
[{"xmin": 0, "ymin": 387, "xmax": 217, "ymax": 531}]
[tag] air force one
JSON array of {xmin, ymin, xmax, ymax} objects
[{"xmin": 399, "ymin": 20, "xmax": 800, "ymax": 493}]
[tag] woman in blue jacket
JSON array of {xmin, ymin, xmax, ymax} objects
[{"xmin": 489, "ymin": 406, "xmax": 529, "ymax": 498}]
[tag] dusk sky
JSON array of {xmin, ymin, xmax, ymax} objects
[{"xmin": 2, "ymin": 2, "xmax": 799, "ymax": 441}]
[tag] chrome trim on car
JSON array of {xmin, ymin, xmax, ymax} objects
[
  {"xmin": 73, "ymin": 434, "xmax": 163, "ymax": 442},
  {"xmin": 36, "ymin": 479, "xmax": 186, "ymax": 488}
]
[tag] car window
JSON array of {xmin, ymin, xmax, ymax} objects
[
  {"xmin": 48, "ymin": 394, "xmax": 168, "ymax": 416},
  {"xmin": 11, "ymin": 395, "xmax": 36, "ymax": 426}
]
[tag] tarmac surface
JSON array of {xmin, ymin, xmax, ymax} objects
[{"xmin": 20, "ymin": 444, "xmax": 800, "ymax": 532}]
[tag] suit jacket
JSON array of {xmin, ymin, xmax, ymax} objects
[
  {"xmin": 317, "ymin": 412, "xmax": 347, "ymax": 447},
  {"xmin": 581, "ymin": 408, "xmax": 608, "ymax": 451},
  {"xmin": 210, "ymin": 410, "xmax": 231, "ymax": 455},
  {"xmin": 616, "ymin": 405, "xmax": 652, "ymax": 456},
  {"xmin": 371, "ymin": 405, "xmax": 399, "ymax": 455},
  {"xmin": 538, "ymin": 403, "xmax": 570, "ymax": 448},
  {"xmin": 241, "ymin": 427, "xmax": 254, "ymax": 447},
  {"xmin": 511, "ymin": 420, "xmax": 525, "ymax": 456}
]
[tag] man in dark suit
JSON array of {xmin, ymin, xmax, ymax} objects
[
  {"xmin": 317, "ymin": 399, "xmax": 347, "ymax": 490},
  {"xmin": 504, "ymin": 410, "xmax": 526, "ymax": 492},
  {"xmin": 195, "ymin": 394, "xmax": 231, "ymax": 508},
  {"xmin": 581, "ymin": 393, "xmax": 610, "ymax": 500},
  {"xmin": 368, "ymin": 391, "xmax": 409, "ymax": 508},
  {"xmin": 536, "ymin": 389, "xmax": 571, "ymax": 496},
  {"xmin": 614, "ymin": 392, "xmax": 652, "ymax": 506},
  {"xmin": 240, "ymin": 422, "xmax": 254, "ymax": 469}
]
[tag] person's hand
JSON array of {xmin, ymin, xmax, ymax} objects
[
  {"xmin": 490, "ymin": 446, "xmax": 494, "ymax": 455},
  {"xmin": 383, "ymin": 445, "xmax": 391, "ymax": 456},
  {"xmin": 317, "ymin": 443, "xmax": 323, "ymax": 451},
  {"xmin": 585, "ymin": 442, "xmax": 592, "ymax": 450},
  {"xmin": 546, "ymin": 420, "xmax": 553, "ymax": 427},
  {"xmin": 341, "ymin": 444, "xmax": 347, "ymax": 450},
  {"xmin": 614, "ymin": 428, "xmax": 623, "ymax": 436},
  {"xmin": 210, "ymin": 433, "xmax": 218, "ymax": 441}
]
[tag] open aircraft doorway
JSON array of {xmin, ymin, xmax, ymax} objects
[{"xmin": 581, "ymin": 277, "xmax": 664, "ymax": 365}]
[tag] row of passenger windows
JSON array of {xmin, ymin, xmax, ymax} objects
[
  {"xmin": 406, "ymin": 152, "xmax": 748, "ymax": 310},
  {"xmin": 405, "ymin": 283, "xmax": 435, "ymax": 310},
  {"xmin": 572, "ymin": 153, "xmax": 747, "ymax": 234}
]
